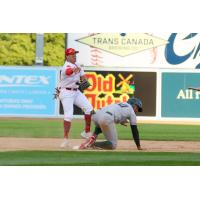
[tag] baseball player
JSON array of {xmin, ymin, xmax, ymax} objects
[
  {"xmin": 79, "ymin": 97, "xmax": 143, "ymax": 150},
  {"xmin": 59, "ymin": 48, "xmax": 93, "ymax": 148}
]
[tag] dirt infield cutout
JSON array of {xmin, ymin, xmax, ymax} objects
[{"xmin": 0, "ymin": 137, "xmax": 200, "ymax": 152}]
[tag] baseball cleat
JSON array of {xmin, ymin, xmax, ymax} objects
[
  {"xmin": 91, "ymin": 146, "xmax": 104, "ymax": 150},
  {"xmin": 60, "ymin": 139, "xmax": 70, "ymax": 148},
  {"xmin": 80, "ymin": 131, "xmax": 93, "ymax": 139},
  {"xmin": 79, "ymin": 135, "xmax": 96, "ymax": 149}
]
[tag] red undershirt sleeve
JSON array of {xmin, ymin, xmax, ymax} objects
[{"xmin": 65, "ymin": 68, "xmax": 73, "ymax": 75}]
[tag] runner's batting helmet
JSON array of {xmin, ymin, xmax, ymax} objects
[{"xmin": 127, "ymin": 97, "xmax": 143, "ymax": 112}]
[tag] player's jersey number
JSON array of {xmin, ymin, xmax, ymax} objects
[{"xmin": 117, "ymin": 103, "xmax": 128, "ymax": 108}]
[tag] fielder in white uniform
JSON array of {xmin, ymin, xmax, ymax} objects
[
  {"xmin": 59, "ymin": 48, "xmax": 93, "ymax": 148},
  {"xmin": 79, "ymin": 97, "xmax": 143, "ymax": 150}
]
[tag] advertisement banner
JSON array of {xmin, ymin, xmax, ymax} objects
[
  {"xmin": 60, "ymin": 70, "xmax": 157, "ymax": 116},
  {"xmin": 0, "ymin": 67, "xmax": 57, "ymax": 116},
  {"xmin": 162, "ymin": 72, "xmax": 200, "ymax": 117},
  {"xmin": 68, "ymin": 33, "xmax": 200, "ymax": 69}
]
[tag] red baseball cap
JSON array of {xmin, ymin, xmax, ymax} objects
[{"xmin": 65, "ymin": 48, "xmax": 79, "ymax": 56}]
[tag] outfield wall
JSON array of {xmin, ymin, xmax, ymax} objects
[{"xmin": 1, "ymin": 66, "xmax": 200, "ymax": 121}]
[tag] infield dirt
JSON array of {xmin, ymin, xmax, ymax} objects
[{"xmin": 0, "ymin": 137, "xmax": 200, "ymax": 152}]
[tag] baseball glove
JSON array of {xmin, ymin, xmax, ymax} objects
[{"xmin": 77, "ymin": 79, "xmax": 91, "ymax": 92}]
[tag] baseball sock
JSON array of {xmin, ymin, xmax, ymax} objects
[
  {"xmin": 94, "ymin": 126, "xmax": 102, "ymax": 136},
  {"xmin": 63, "ymin": 120, "xmax": 71, "ymax": 139},
  {"xmin": 84, "ymin": 114, "xmax": 91, "ymax": 133}
]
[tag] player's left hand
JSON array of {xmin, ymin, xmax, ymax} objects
[
  {"xmin": 120, "ymin": 119, "xmax": 130, "ymax": 126},
  {"xmin": 120, "ymin": 123, "xmax": 127, "ymax": 126},
  {"xmin": 78, "ymin": 79, "xmax": 91, "ymax": 92}
]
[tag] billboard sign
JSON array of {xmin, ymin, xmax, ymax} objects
[
  {"xmin": 0, "ymin": 67, "xmax": 57, "ymax": 116},
  {"xmin": 68, "ymin": 33, "xmax": 200, "ymax": 69},
  {"xmin": 162, "ymin": 72, "xmax": 200, "ymax": 117}
]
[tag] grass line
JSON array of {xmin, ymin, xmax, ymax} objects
[{"xmin": 0, "ymin": 151, "xmax": 200, "ymax": 166}]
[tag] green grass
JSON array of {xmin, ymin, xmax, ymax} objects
[
  {"xmin": 0, "ymin": 119, "xmax": 200, "ymax": 166},
  {"xmin": 0, "ymin": 119, "xmax": 200, "ymax": 141},
  {"xmin": 0, "ymin": 119, "xmax": 64, "ymax": 138},
  {"xmin": 0, "ymin": 151, "xmax": 200, "ymax": 166}
]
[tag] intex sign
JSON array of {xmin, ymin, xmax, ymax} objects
[{"xmin": 0, "ymin": 75, "xmax": 50, "ymax": 87}]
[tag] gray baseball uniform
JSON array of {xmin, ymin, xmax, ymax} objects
[{"xmin": 92, "ymin": 102, "xmax": 137, "ymax": 148}]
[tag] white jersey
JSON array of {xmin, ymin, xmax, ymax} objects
[
  {"xmin": 59, "ymin": 61, "xmax": 84, "ymax": 88},
  {"xmin": 100, "ymin": 102, "xmax": 137, "ymax": 125}
]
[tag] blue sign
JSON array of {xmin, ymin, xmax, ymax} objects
[
  {"xmin": 162, "ymin": 72, "xmax": 200, "ymax": 118},
  {"xmin": 0, "ymin": 67, "xmax": 57, "ymax": 116}
]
